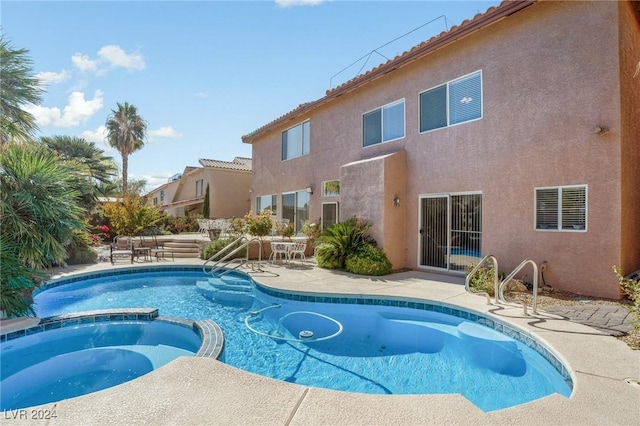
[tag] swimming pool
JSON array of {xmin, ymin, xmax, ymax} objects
[
  {"xmin": 0, "ymin": 309, "xmax": 214, "ymax": 411},
  {"xmin": 29, "ymin": 267, "xmax": 572, "ymax": 412}
]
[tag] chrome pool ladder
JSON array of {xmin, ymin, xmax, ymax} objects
[
  {"xmin": 498, "ymin": 259, "xmax": 539, "ymax": 315},
  {"xmin": 465, "ymin": 255, "xmax": 539, "ymax": 315},
  {"xmin": 465, "ymin": 254, "xmax": 500, "ymax": 305},
  {"xmin": 203, "ymin": 236, "xmax": 263, "ymax": 277}
]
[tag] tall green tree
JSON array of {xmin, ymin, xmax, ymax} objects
[
  {"xmin": 41, "ymin": 135, "xmax": 117, "ymax": 211},
  {"xmin": 105, "ymin": 102, "xmax": 147, "ymax": 197},
  {"xmin": 0, "ymin": 34, "xmax": 44, "ymax": 145},
  {"xmin": 202, "ymin": 183, "xmax": 210, "ymax": 219}
]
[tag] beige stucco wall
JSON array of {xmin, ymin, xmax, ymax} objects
[
  {"xmin": 249, "ymin": 1, "xmax": 635, "ymax": 298},
  {"xmin": 147, "ymin": 180, "xmax": 180, "ymax": 213},
  {"xmin": 171, "ymin": 168, "xmax": 205, "ymax": 215},
  {"xmin": 205, "ymin": 168, "xmax": 252, "ymax": 219},
  {"xmin": 619, "ymin": 1, "xmax": 640, "ymax": 280},
  {"xmin": 147, "ymin": 167, "xmax": 251, "ymax": 219}
]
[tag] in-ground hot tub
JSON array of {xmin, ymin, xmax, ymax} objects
[{"xmin": 0, "ymin": 308, "xmax": 223, "ymax": 411}]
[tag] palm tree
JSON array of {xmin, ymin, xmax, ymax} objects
[
  {"xmin": 105, "ymin": 102, "xmax": 147, "ymax": 197},
  {"xmin": 0, "ymin": 142, "xmax": 86, "ymax": 269},
  {"xmin": 41, "ymin": 135, "xmax": 117, "ymax": 210},
  {"xmin": 0, "ymin": 34, "xmax": 44, "ymax": 145}
]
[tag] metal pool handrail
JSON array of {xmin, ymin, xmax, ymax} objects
[
  {"xmin": 465, "ymin": 254, "xmax": 499, "ymax": 305},
  {"xmin": 498, "ymin": 258, "xmax": 539, "ymax": 315},
  {"xmin": 203, "ymin": 236, "xmax": 262, "ymax": 276}
]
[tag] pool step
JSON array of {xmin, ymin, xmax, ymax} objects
[{"xmin": 196, "ymin": 280, "xmax": 254, "ymax": 304}]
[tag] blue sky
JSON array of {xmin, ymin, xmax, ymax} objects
[{"xmin": 3, "ymin": 0, "xmax": 500, "ymax": 192}]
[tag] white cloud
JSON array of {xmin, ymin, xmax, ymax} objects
[
  {"xmin": 36, "ymin": 70, "xmax": 71, "ymax": 86},
  {"xmin": 71, "ymin": 45, "xmax": 145, "ymax": 75},
  {"xmin": 72, "ymin": 53, "xmax": 98, "ymax": 72},
  {"xmin": 98, "ymin": 45, "xmax": 145, "ymax": 71},
  {"xmin": 80, "ymin": 125, "xmax": 108, "ymax": 145},
  {"xmin": 276, "ymin": 0, "xmax": 327, "ymax": 7},
  {"xmin": 148, "ymin": 126, "xmax": 183, "ymax": 139},
  {"xmin": 142, "ymin": 171, "xmax": 174, "ymax": 192},
  {"xmin": 25, "ymin": 90, "xmax": 104, "ymax": 128},
  {"xmin": 195, "ymin": 92, "xmax": 208, "ymax": 99}
]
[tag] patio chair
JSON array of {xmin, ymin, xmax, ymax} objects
[
  {"xmin": 110, "ymin": 236, "xmax": 133, "ymax": 264},
  {"xmin": 132, "ymin": 236, "xmax": 152, "ymax": 262},
  {"xmin": 269, "ymin": 241, "xmax": 290, "ymax": 264},
  {"xmin": 148, "ymin": 232, "xmax": 175, "ymax": 262},
  {"xmin": 288, "ymin": 240, "xmax": 308, "ymax": 264},
  {"xmin": 197, "ymin": 219, "xmax": 210, "ymax": 236}
]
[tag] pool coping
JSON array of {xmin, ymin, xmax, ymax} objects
[{"xmin": 0, "ymin": 307, "xmax": 224, "ymax": 361}]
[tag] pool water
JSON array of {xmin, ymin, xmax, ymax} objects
[
  {"xmin": 1, "ymin": 320, "xmax": 200, "ymax": 410},
  {"xmin": 31, "ymin": 270, "xmax": 571, "ymax": 412}
]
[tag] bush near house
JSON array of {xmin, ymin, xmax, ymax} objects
[
  {"xmin": 466, "ymin": 263, "xmax": 498, "ymax": 296},
  {"xmin": 201, "ymin": 238, "xmax": 247, "ymax": 260},
  {"xmin": 315, "ymin": 217, "xmax": 391, "ymax": 276},
  {"xmin": 614, "ymin": 266, "xmax": 640, "ymax": 333},
  {"xmin": 159, "ymin": 213, "xmax": 199, "ymax": 234},
  {"xmin": 65, "ymin": 230, "xmax": 98, "ymax": 265},
  {"xmin": 101, "ymin": 195, "xmax": 161, "ymax": 236},
  {"xmin": 345, "ymin": 243, "xmax": 392, "ymax": 276},
  {"xmin": 244, "ymin": 211, "xmax": 272, "ymax": 240}
]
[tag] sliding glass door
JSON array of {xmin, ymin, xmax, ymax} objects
[
  {"xmin": 419, "ymin": 193, "xmax": 482, "ymax": 271},
  {"xmin": 282, "ymin": 190, "xmax": 309, "ymax": 234}
]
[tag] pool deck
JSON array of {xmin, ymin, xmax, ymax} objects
[{"xmin": 2, "ymin": 258, "xmax": 639, "ymax": 425}]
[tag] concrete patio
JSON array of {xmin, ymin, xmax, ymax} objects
[{"xmin": 2, "ymin": 258, "xmax": 638, "ymax": 425}]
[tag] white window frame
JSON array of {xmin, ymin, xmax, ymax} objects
[
  {"xmin": 321, "ymin": 180, "xmax": 340, "ymax": 197},
  {"xmin": 534, "ymin": 185, "xmax": 587, "ymax": 232},
  {"xmin": 362, "ymin": 99, "xmax": 405, "ymax": 147},
  {"xmin": 321, "ymin": 202, "xmax": 339, "ymax": 231},
  {"xmin": 281, "ymin": 120, "xmax": 310, "ymax": 161},
  {"xmin": 419, "ymin": 70, "xmax": 483, "ymax": 134}
]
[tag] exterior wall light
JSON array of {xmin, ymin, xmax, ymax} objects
[
  {"xmin": 591, "ymin": 126, "xmax": 609, "ymax": 136},
  {"xmin": 305, "ymin": 187, "xmax": 313, "ymax": 195},
  {"xmin": 393, "ymin": 196, "xmax": 400, "ymax": 207}
]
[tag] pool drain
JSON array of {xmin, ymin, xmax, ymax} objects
[
  {"xmin": 299, "ymin": 330, "xmax": 314, "ymax": 339},
  {"xmin": 624, "ymin": 377, "xmax": 640, "ymax": 389}
]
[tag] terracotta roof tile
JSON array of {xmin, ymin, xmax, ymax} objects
[{"xmin": 199, "ymin": 156, "xmax": 252, "ymax": 171}]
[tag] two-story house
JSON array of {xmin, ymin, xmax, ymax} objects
[
  {"xmin": 242, "ymin": 0, "xmax": 639, "ymax": 299},
  {"xmin": 147, "ymin": 157, "xmax": 252, "ymax": 219}
]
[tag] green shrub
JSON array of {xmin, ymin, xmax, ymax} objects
[
  {"xmin": 202, "ymin": 238, "xmax": 246, "ymax": 260},
  {"xmin": 466, "ymin": 264, "xmax": 495, "ymax": 296},
  {"xmin": 245, "ymin": 211, "xmax": 272, "ymax": 239},
  {"xmin": 315, "ymin": 244, "xmax": 342, "ymax": 269},
  {"xmin": 345, "ymin": 243, "xmax": 392, "ymax": 276},
  {"xmin": 66, "ymin": 246, "xmax": 98, "ymax": 265},
  {"xmin": 65, "ymin": 230, "xmax": 98, "ymax": 265},
  {"xmin": 614, "ymin": 266, "xmax": 640, "ymax": 333},
  {"xmin": 0, "ymin": 236, "xmax": 45, "ymax": 318},
  {"xmin": 101, "ymin": 195, "xmax": 161, "ymax": 236},
  {"xmin": 315, "ymin": 216, "xmax": 376, "ymax": 270}
]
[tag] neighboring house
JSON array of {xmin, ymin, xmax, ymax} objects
[
  {"xmin": 242, "ymin": 0, "xmax": 639, "ymax": 299},
  {"xmin": 147, "ymin": 157, "xmax": 252, "ymax": 219}
]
